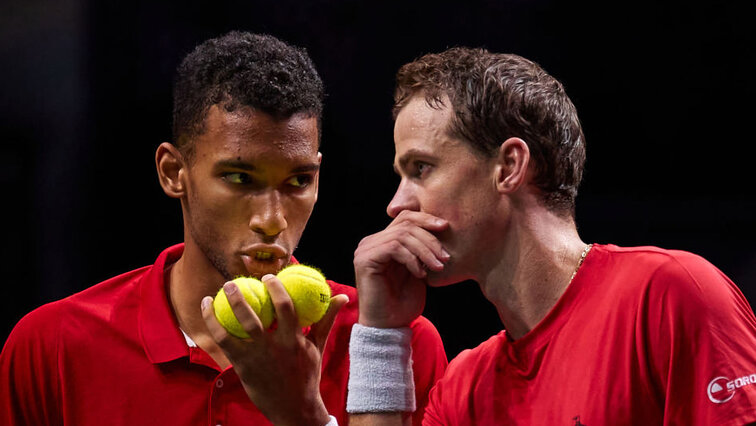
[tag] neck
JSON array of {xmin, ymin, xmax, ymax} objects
[
  {"xmin": 478, "ymin": 204, "xmax": 587, "ymax": 340},
  {"xmin": 169, "ymin": 240, "xmax": 231, "ymax": 368}
]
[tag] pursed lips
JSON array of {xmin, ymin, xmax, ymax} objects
[{"xmin": 241, "ymin": 244, "xmax": 288, "ymax": 262}]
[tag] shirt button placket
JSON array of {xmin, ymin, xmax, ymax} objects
[{"xmin": 210, "ymin": 373, "xmax": 227, "ymax": 426}]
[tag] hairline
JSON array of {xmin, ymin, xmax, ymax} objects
[{"xmin": 177, "ymin": 103, "xmax": 323, "ymax": 162}]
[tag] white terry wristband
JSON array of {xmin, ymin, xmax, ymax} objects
[{"xmin": 347, "ymin": 324, "xmax": 415, "ymax": 413}]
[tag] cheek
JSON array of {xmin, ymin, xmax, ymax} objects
[
  {"xmin": 284, "ymin": 194, "xmax": 317, "ymax": 227},
  {"xmin": 447, "ymin": 191, "xmax": 500, "ymax": 238},
  {"xmin": 189, "ymin": 184, "xmax": 244, "ymax": 228},
  {"xmin": 445, "ymin": 186, "xmax": 488, "ymax": 219}
]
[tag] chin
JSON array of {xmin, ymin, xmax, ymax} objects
[{"xmin": 425, "ymin": 270, "xmax": 466, "ymax": 288}]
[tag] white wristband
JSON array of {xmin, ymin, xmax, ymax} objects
[
  {"xmin": 323, "ymin": 415, "xmax": 338, "ymax": 426},
  {"xmin": 346, "ymin": 324, "xmax": 415, "ymax": 413}
]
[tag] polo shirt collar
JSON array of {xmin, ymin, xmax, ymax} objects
[
  {"xmin": 139, "ymin": 243, "xmax": 189, "ymax": 364},
  {"xmin": 138, "ymin": 245, "xmax": 302, "ymax": 364}
]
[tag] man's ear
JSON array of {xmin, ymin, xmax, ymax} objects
[
  {"xmin": 312, "ymin": 152, "xmax": 322, "ymax": 203},
  {"xmin": 155, "ymin": 142, "xmax": 187, "ymax": 198},
  {"xmin": 493, "ymin": 137, "xmax": 530, "ymax": 194}
]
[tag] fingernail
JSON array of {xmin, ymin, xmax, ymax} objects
[
  {"xmin": 261, "ymin": 274, "xmax": 275, "ymax": 282},
  {"xmin": 224, "ymin": 281, "xmax": 237, "ymax": 294},
  {"xmin": 201, "ymin": 297, "xmax": 212, "ymax": 310}
]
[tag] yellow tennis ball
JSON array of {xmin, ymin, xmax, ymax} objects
[
  {"xmin": 213, "ymin": 277, "xmax": 274, "ymax": 338},
  {"xmin": 276, "ymin": 264, "xmax": 332, "ymax": 327}
]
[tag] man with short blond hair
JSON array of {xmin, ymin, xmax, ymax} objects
[{"xmin": 347, "ymin": 47, "xmax": 756, "ymax": 425}]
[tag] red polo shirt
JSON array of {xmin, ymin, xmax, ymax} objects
[
  {"xmin": 422, "ymin": 245, "xmax": 756, "ymax": 425},
  {"xmin": 1, "ymin": 244, "xmax": 447, "ymax": 425}
]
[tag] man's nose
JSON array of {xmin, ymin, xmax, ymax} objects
[
  {"xmin": 386, "ymin": 179, "xmax": 419, "ymax": 218},
  {"xmin": 249, "ymin": 190, "xmax": 287, "ymax": 237}
]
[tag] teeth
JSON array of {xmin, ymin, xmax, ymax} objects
[{"xmin": 255, "ymin": 252, "xmax": 272, "ymax": 260}]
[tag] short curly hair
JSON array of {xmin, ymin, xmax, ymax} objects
[
  {"xmin": 172, "ymin": 31, "xmax": 324, "ymax": 158},
  {"xmin": 394, "ymin": 48, "xmax": 585, "ymax": 217}
]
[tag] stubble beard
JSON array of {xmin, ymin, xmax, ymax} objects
[{"xmin": 188, "ymin": 220, "xmax": 236, "ymax": 282}]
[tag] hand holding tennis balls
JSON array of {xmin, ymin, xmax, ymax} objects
[
  {"xmin": 213, "ymin": 264, "xmax": 332, "ymax": 338},
  {"xmin": 213, "ymin": 277, "xmax": 275, "ymax": 338}
]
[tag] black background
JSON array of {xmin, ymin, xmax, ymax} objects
[{"xmin": 1, "ymin": 0, "xmax": 754, "ymax": 358}]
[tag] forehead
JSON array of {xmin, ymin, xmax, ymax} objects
[
  {"xmin": 194, "ymin": 105, "xmax": 319, "ymax": 162},
  {"xmin": 393, "ymin": 96, "xmax": 472, "ymax": 161},
  {"xmin": 394, "ymin": 96, "xmax": 452, "ymax": 145}
]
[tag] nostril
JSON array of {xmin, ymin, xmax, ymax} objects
[
  {"xmin": 386, "ymin": 200, "xmax": 402, "ymax": 218},
  {"xmin": 386, "ymin": 188, "xmax": 417, "ymax": 218}
]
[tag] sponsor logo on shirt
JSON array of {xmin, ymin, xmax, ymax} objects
[{"xmin": 707, "ymin": 373, "xmax": 756, "ymax": 403}]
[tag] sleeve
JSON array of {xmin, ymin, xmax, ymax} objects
[
  {"xmin": 421, "ymin": 354, "xmax": 463, "ymax": 426},
  {"xmin": 408, "ymin": 315, "xmax": 448, "ymax": 426},
  {"xmin": 420, "ymin": 341, "xmax": 498, "ymax": 426},
  {"xmin": 645, "ymin": 253, "xmax": 756, "ymax": 425},
  {"xmin": 0, "ymin": 304, "xmax": 64, "ymax": 426}
]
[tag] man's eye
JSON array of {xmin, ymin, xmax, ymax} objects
[
  {"xmin": 414, "ymin": 162, "xmax": 431, "ymax": 178},
  {"xmin": 286, "ymin": 175, "xmax": 312, "ymax": 188},
  {"xmin": 223, "ymin": 172, "xmax": 252, "ymax": 184}
]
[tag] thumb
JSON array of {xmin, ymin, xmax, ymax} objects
[{"xmin": 308, "ymin": 294, "xmax": 349, "ymax": 352}]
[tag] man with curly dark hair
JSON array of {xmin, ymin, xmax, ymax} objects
[
  {"xmin": 346, "ymin": 48, "xmax": 756, "ymax": 424},
  {"xmin": 0, "ymin": 32, "xmax": 447, "ymax": 426}
]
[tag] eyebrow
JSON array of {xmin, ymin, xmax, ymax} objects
[
  {"xmin": 395, "ymin": 148, "xmax": 433, "ymax": 173},
  {"xmin": 216, "ymin": 159, "xmax": 320, "ymax": 173}
]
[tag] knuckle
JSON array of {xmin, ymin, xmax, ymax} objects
[
  {"xmin": 357, "ymin": 235, "xmax": 373, "ymax": 247},
  {"xmin": 396, "ymin": 209, "xmax": 413, "ymax": 219},
  {"xmin": 272, "ymin": 296, "xmax": 295, "ymax": 314},
  {"xmin": 387, "ymin": 240, "xmax": 404, "ymax": 252},
  {"xmin": 229, "ymin": 296, "xmax": 247, "ymax": 310}
]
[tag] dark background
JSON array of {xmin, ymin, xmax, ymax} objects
[{"xmin": 1, "ymin": 0, "xmax": 754, "ymax": 359}]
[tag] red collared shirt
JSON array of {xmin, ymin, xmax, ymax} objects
[
  {"xmin": 423, "ymin": 245, "xmax": 756, "ymax": 425},
  {"xmin": 1, "ymin": 244, "xmax": 447, "ymax": 425}
]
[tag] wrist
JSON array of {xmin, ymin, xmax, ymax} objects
[
  {"xmin": 358, "ymin": 313, "xmax": 412, "ymax": 329},
  {"xmin": 347, "ymin": 324, "xmax": 416, "ymax": 413},
  {"xmin": 269, "ymin": 398, "xmax": 331, "ymax": 426}
]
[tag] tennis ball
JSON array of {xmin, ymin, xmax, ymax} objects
[
  {"xmin": 213, "ymin": 277, "xmax": 274, "ymax": 338},
  {"xmin": 276, "ymin": 264, "xmax": 332, "ymax": 327}
]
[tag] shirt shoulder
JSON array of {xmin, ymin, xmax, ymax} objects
[
  {"xmin": 3, "ymin": 297, "xmax": 64, "ymax": 357},
  {"xmin": 592, "ymin": 245, "xmax": 756, "ymax": 424},
  {"xmin": 444, "ymin": 331, "xmax": 505, "ymax": 381},
  {"xmin": 6, "ymin": 265, "xmax": 150, "ymax": 346},
  {"xmin": 0, "ymin": 264, "xmax": 152, "ymax": 426},
  {"xmin": 423, "ymin": 332, "xmax": 505, "ymax": 425},
  {"xmin": 589, "ymin": 244, "xmax": 747, "ymax": 304}
]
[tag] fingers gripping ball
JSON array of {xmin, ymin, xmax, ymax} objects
[
  {"xmin": 276, "ymin": 265, "xmax": 332, "ymax": 327},
  {"xmin": 213, "ymin": 277, "xmax": 274, "ymax": 338}
]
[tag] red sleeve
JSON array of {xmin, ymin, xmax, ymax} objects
[
  {"xmin": 0, "ymin": 303, "xmax": 64, "ymax": 426},
  {"xmin": 409, "ymin": 316, "xmax": 447, "ymax": 426},
  {"xmin": 421, "ymin": 353, "xmax": 464, "ymax": 426},
  {"xmin": 645, "ymin": 252, "xmax": 756, "ymax": 425},
  {"xmin": 420, "ymin": 334, "xmax": 501, "ymax": 426}
]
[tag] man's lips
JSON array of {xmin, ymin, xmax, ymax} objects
[
  {"xmin": 242, "ymin": 244, "xmax": 288, "ymax": 260},
  {"xmin": 240, "ymin": 244, "xmax": 289, "ymax": 274}
]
